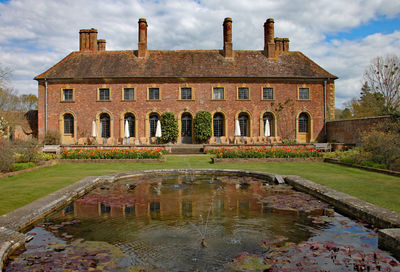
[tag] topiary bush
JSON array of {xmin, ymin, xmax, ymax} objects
[
  {"xmin": 160, "ymin": 112, "xmax": 179, "ymax": 143},
  {"xmin": 193, "ymin": 111, "xmax": 212, "ymax": 143}
]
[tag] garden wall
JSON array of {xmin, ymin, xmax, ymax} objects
[{"xmin": 326, "ymin": 116, "xmax": 391, "ymax": 144}]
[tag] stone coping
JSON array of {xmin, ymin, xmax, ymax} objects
[
  {"xmin": 1, "ymin": 169, "xmax": 399, "ymax": 269},
  {"xmin": 58, "ymin": 158, "xmax": 166, "ymax": 163},
  {"xmin": 211, "ymin": 157, "xmax": 324, "ymax": 163}
]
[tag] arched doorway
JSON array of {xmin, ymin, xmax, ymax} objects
[
  {"xmin": 213, "ymin": 113, "xmax": 225, "ymax": 137},
  {"xmin": 262, "ymin": 112, "xmax": 274, "ymax": 137},
  {"xmin": 124, "ymin": 113, "xmax": 135, "ymax": 138},
  {"xmin": 149, "ymin": 113, "xmax": 160, "ymax": 137},
  {"xmin": 238, "ymin": 112, "xmax": 250, "ymax": 137},
  {"xmin": 100, "ymin": 113, "xmax": 110, "ymax": 138},
  {"xmin": 297, "ymin": 112, "xmax": 311, "ymax": 143},
  {"xmin": 181, "ymin": 112, "xmax": 192, "ymax": 144}
]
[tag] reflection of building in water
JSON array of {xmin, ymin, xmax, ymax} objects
[{"xmin": 62, "ymin": 182, "xmax": 266, "ymax": 220}]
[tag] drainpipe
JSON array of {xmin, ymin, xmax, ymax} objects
[
  {"xmin": 323, "ymin": 80, "xmax": 327, "ymax": 140},
  {"xmin": 45, "ymin": 79, "xmax": 48, "ymax": 134}
]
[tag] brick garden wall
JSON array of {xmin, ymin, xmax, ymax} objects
[{"xmin": 326, "ymin": 116, "xmax": 391, "ymax": 144}]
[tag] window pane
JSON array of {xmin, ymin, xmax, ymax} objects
[
  {"xmin": 181, "ymin": 88, "xmax": 192, "ymax": 100},
  {"xmin": 238, "ymin": 113, "xmax": 249, "ymax": 136},
  {"xmin": 298, "ymin": 113, "xmax": 309, "ymax": 133},
  {"xmin": 99, "ymin": 88, "xmax": 110, "ymax": 101},
  {"xmin": 149, "ymin": 114, "xmax": 159, "ymax": 137},
  {"xmin": 149, "ymin": 88, "xmax": 159, "ymax": 100},
  {"xmin": 213, "ymin": 87, "xmax": 224, "ymax": 100},
  {"xmin": 263, "ymin": 88, "xmax": 273, "ymax": 100},
  {"xmin": 124, "ymin": 113, "xmax": 135, "ymax": 137},
  {"xmin": 100, "ymin": 113, "xmax": 110, "ymax": 138},
  {"xmin": 299, "ymin": 88, "xmax": 309, "ymax": 100},
  {"xmin": 64, "ymin": 114, "xmax": 74, "ymax": 134},
  {"xmin": 213, "ymin": 113, "xmax": 224, "ymax": 137},
  {"xmin": 238, "ymin": 87, "xmax": 249, "ymax": 100},
  {"xmin": 124, "ymin": 88, "xmax": 134, "ymax": 100},
  {"xmin": 63, "ymin": 89, "xmax": 73, "ymax": 101}
]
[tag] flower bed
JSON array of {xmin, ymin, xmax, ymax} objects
[
  {"xmin": 208, "ymin": 146, "xmax": 323, "ymax": 159},
  {"xmin": 61, "ymin": 148, "xmax": 166, "ymax": 160}
]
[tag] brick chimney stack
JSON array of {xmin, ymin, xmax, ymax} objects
[
  {"xmin": 223, "ymin": 17, "xmax": 233, "ymax": 59},
  {"xmin": 283, "ymin": 38, "xmax": 290, "ymax": 51},
  {"xmin": 79, "ymin": 28, "xmax": 98, "ymax": 52},
  {"xmin": 138, "ymin": 18, "xmax": 148, "ymax": 58},
  {"xmin": 97, "ymin": 39, "xmax": 106, "ymax": 51},
  {"xmin": 264, "ymin": 19, "xmax": 275, "ymax": 58}
]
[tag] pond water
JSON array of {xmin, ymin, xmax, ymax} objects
[{"xmin": 5, "ymin": 175, "xmax": 400, "ymax": 271}]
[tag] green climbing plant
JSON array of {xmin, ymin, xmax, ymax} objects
[{"xmin": 193, "ymin": 111, "xmax": 212, "ymax": 143}]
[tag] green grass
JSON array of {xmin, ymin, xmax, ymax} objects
[{"xmin": 1, "ymin": 155, "xmax": 399, "ymax": 215}]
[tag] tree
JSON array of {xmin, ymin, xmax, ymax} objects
[
  {"xmin": 160, "ymin": 112, "xmax": 178, "ymax": 143},
  {"xmin": 363, "ymin": 55, "xmax": 400, "ymax": 113},
  {"xmin": 0, "ymin": 87, "xmax": 19, "ymax": 111},
  {"xmin": 20, "ymin": 94, "xmax": 38, "ymax": 110},
  {"xmin": 339, "ymin": 108, "xmax": 353, "ymax": 119},
  {"xmin": 193, "ymin": 111, "xmax": 212, "ymax": 143}
]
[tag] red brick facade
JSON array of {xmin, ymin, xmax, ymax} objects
[{"xmin": 36, "ymin": 18, "xmax": 336, "ymax": 144}]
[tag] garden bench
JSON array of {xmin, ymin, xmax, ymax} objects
[
  {"xmin": 42, "ymin": 145, "xmax": 61, "ymax": 154},
  {"xmin": 314, "ymin": 143, "xmax": 331, "ymax": 152}
]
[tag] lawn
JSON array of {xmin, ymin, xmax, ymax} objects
[{"xmin": 0, "ymin": 155, "xmax": 399, "ymax": 215}]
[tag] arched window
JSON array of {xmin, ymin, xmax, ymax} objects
[
  {"xmin": 213, "ymin": 113, "xmax": 224, "ymax": 137},
  {"xmin": 124, "ymin": 113, "xmax": 135, "ymax": 137},
  {"xmin": 100, "ymin": 113, "xmax": 110, "ymax": 138},
  {"xmin": 238, "ymin": 112, "xmax": 250, "ymax": 137},
  {"xmin": 149, "ymin": 113, "xmax": 160, "ymax": 137},
  {"xmin": 262, "ymin": 112, "xmax": 274, "ymax": 137},
  {"xmin": 63, "ymin": 113, "xmax": 74, "ymax": 135},
  {"xmin": 298, "ymin": 113, "xmax": 309, "ymax": 133}
]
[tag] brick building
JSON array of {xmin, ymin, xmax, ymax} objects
[{"xmin": 35, "ymin": 18, "xmax": 336, "ymax": 145}]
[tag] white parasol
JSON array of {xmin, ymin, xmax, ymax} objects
[
  {"xmin": 234, "ymin": 119, "xmax": 241, "ymax": 137},
  {"xmin": 155, "ymin": 120, "xmax": 162, "ymax": 138},
  {"xmin": 124, "ymin": 120, "xmax": 130, "ymax": 138},
  {"xmin": 264, "ymin": 119, "xmax": 271, "ymax": 137},
  {"xmin": 91, "ymin": 120, "xmax": 97, "ymax": 137}
]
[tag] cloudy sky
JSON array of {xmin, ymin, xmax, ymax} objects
[{"xmin": 0, "ymin": 0, "xmax": 399, "ymax": 108}]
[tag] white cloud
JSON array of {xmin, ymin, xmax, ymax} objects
[{"xmin": 0, "ymin": 0, "xmax": 399, "ymax": 108}]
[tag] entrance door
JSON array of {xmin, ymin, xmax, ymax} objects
[{"xmin": 181, "ymin": 113, "xmax": 192, "ymax": 144}]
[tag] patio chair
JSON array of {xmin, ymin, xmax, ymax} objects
[
  {"xmin": 209, "ymin": 137, "xmax": 217, "ymax": 144},
  {"xmin": 269, "ymin": 137, "xmax": 277, "ymax": 144},
  {"xmin": 275, "ymin": 136, "xmax": 282, "ymax": 144},
  {"xmin": 228, "ymin": 136, "xmax": 235, "ymax": 144},
  {"xmin": 139, "ymin": 137, "xmax": 148, "ymax": 145},
  {"xmin": 220, "ymin": 136, "xmax": 229, "ymax": 144},
  {"xmin": 77, "ymin": 137, "xmax": 87, "ymax": 145},
  {"xmin": 244, "ymin": 137, "xmax": 253, "ymax": 144},
  {"xmin": 150, "ymin": 137, "xmax": 158, "ymax": 144},
  {"xmin": 129, "ymin": 137, "xmax": 136, "ymax": 145},
  {"xmin": 235, "ymin": 136, "xmax": 244, "ymax": 144},
  {"xmin": 252, "ymin": 137, "xmax": 260, "ymax": 144}
]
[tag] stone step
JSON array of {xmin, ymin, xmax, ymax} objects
[{"xmin": 170, "ymin": 146, "xmax": 204, "ymax": 154}]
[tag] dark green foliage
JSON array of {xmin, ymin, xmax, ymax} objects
[
  {"xmin": 193, "ymin": 111, "xmax": 212, "ymax": 143},
  {"xmin": 160, "ymin": 112, "xmax": 178, "ymax": 143},
  {"xmin": 44, "ymin": 130, "xmax": 61, "ymax": 145}
]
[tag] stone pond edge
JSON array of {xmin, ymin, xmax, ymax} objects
[{"xmin": 0, "ymin": 169, "xmax": 399, "ymax": 269}]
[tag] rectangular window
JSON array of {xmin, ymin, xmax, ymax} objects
[
  {"xmin": 99, "ymin": 88, "xmax": 110, "ymax": 101},
  {"xmin": 149, "ymin": 88, "xmax": 160, "ymax": 100},
  {"xmin": 263, "ymin": 87, "xmax": 274, "ymax": 100},
  {"xmin": 299, "ymin": 88, "xmax": 310, "ymax": 100},
  {"xmin": 213, "ymin": 87, "xmax": 224, "ymax": 100},
  {"xmin": 238, "ymin": 87, "xmax": 249, "ymax": 100},
  {"xmin": 63, "ymin": 89, "xmax": 73, "ymax": 101},
  {"xmin": 124, "ymin": 88, "xmax": 134, "ymax": 100},
  {"xmin": 181, "ymin": 87, "xmax": 192, "ymax": 100}
]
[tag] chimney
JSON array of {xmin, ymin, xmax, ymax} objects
[
  {"xmin": 97, "ymin": 39, "xmax": 106, "ymax": 51},
  {"xmin": 283, "ymin": 38, "xmax": 290, "ymax": 51},
  {"xmin": 79, "ymin": 28, "xmax": 98, "ymax": 52},
  {"xmin": 264, "ymin": 18, "xmax": 275, "ymax": 58},
  {"xmin": 223, "ymin": 17, "xmax": 233, "ymax": 59},
  {"xmin": 138, "ymin": 18, "xmax": 148, "ymax": 58},
  {"xmin": 274, "ymin": 38, "xmax": 283, "ymax": 52}
]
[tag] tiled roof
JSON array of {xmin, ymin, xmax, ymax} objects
[{"xmin": 35, "ymin": 50, "xmax": 337, "ymax": 80}]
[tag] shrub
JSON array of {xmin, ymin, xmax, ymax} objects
[
  {"xmin": 13, "ymin": 139, "xmax": 40, "ymax": 163},
  {"xmin": 361, "ymin": 130, "xmax": 400, "ymax": 170},
  {"xmin": 9, "ymin": 162, "xmax": 35, "ymax": 172},
  {"xmin": 43, "ymin": 130, "xmax": 61, "ymax": 145},
  {"xmin": 193, "ymin": 111, "xmax": 212, "ymax": 143},
  {"xmin": 160, "ymin": 112, "xmax": 179, "ymax": 143},
  {"xmin": 0, "ymin": 140, "xmax": 15, "ymax": 172},
  {"xmin": 209, "ymin": 146, "xmax": 322, "ymax": 158},
  {"xmin": 36, "ymin": 152, "xmax": 58, "ymax": 161}
]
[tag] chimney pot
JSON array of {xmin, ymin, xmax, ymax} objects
[
  {"xmin": 264, "ymin": 18, "xmax": 275, "ymax": 58},
  {"xmin": 79, "ymin": 28, "xmax": 98, "ymax": 52},
  {"xmin": 97, "ymin": 39, "xmax": 106, "ymax": 51},
  {"xmin": 283, "ymin": 38, "xmax": 290, "ymax": 51},
  {"xmin": 223, "ymin": 17, "xmax": 233, "ymax": 59},
  {"xmin": 138, "ymin": 18, "xmax": 148, "ymax": 57}
]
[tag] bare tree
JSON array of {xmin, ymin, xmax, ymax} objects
[{"xmin": 363, "ymin": 55, "xmax": 400, "ymax": 113}]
